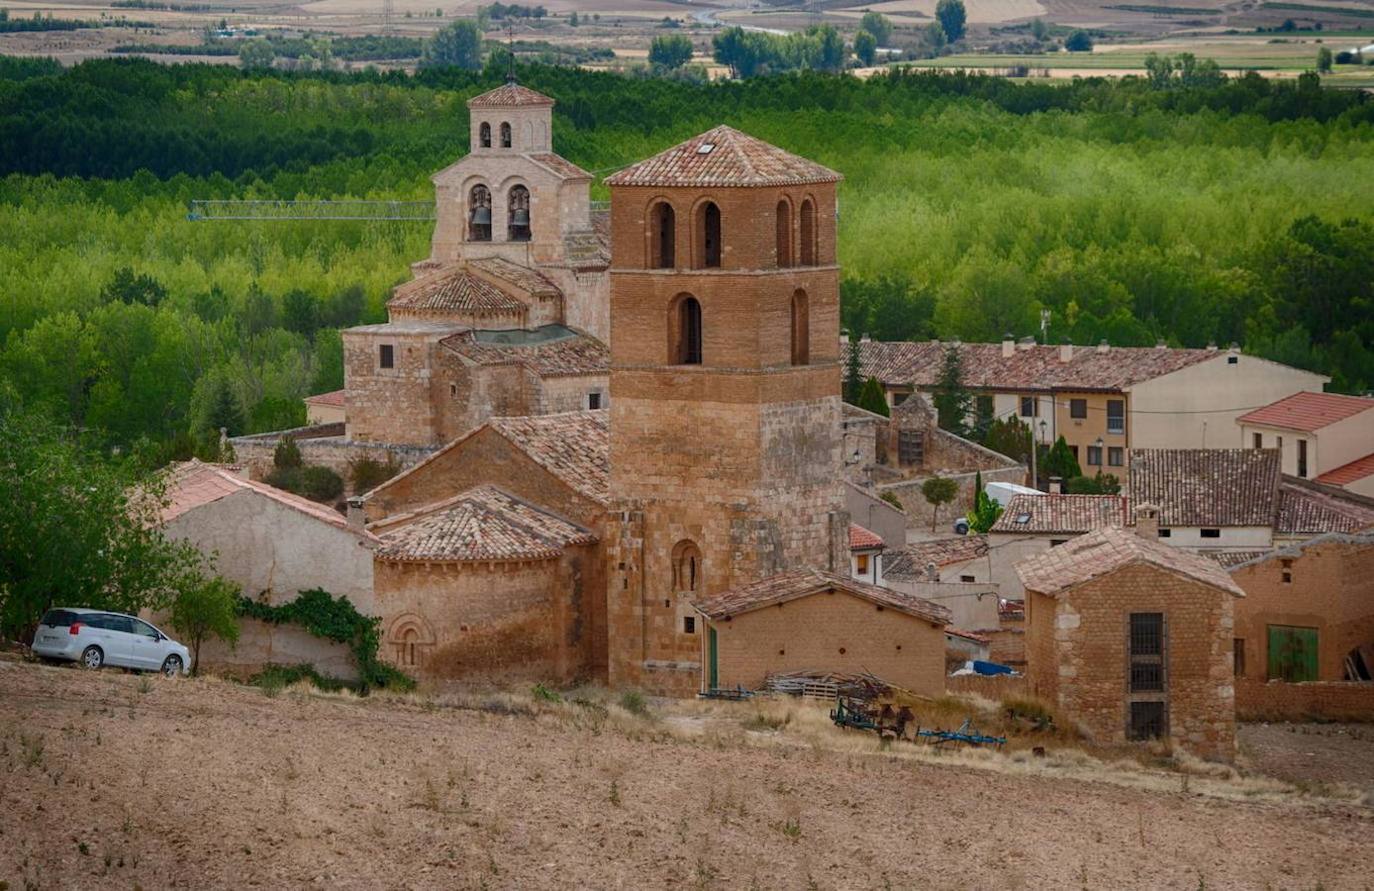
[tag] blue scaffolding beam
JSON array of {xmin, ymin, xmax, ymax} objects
[{"xmin": 187, "ymin": 199, "xmax": 436, "ymax": 222}]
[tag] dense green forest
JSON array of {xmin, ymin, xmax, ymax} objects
[{"xmin": 1, "ymin": 56, "xmax": 1372, "ymax": 458}]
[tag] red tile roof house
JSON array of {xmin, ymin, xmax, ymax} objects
[
  {"xmin": 1018, "ymin": 526, "xmax": 1244, "ymax": 760},
  {"xmin": 156, "ymin": 461, "xmax": 380, "ymax": 680},
  {"xmin": 850, "ymin": 336, "xmax": 1327, "ymax": 482},
  {"xmin": 692, "ymin": 570, "xmax": 951, "ymax": 697},
  {"xmin": 1237, "ymin": 391, "xmax": 1374, "ymax": 498},
  {"xmin": 848, "ymin": 523, "xmax": 885, "ymax": 585}
]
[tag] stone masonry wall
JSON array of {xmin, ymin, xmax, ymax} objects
[
  {"xmin": 1234, "ymin": 678, "xmax": 1374, "ymax": 721},
  {"xmin": 1031, "ymin": 563, "xmax": 1237, "ymax": 759}
]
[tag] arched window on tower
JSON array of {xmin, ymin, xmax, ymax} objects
[
  {"xmin": 799, "ymin": 198, "xmax": 817, "ymax": 265},
  {"xmin": 468, "ymin": 185, "xmax": 492, "ymax": 242},
  {"xmin": 672, "ymin": 540, "xmax": 703, "ymax": 594},
  {"xmin": 670, "ymin": 295, "xmax": 702, "ymax": 365},
  {"xmin": 776, "ymin": 200, "xmax": 792, "ymax": 268},
  {"xmin": 650, "ymin": 201, "xmax": 675, "ymax": 269},
  {"xmin": 696, "ymin": 201, "xmax": 721, "ymax": 268},
  {"xmin": 479, "ymin": 122, "xmax": 491, "ymax": 149},
  {"xmin": 791, "ymin": 290, "xmax": 810, "ymax": 366},
  {"xmin": 500, "ymin": 122, "xmax": 512, "ymax": 148},
  {"xmin": 507, "ymin": 185, "xmax": 531, "ymax": 242}
]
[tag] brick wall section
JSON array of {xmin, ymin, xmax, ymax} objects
[
  {"xmin": 1230, "ymin": 539, "xmax": 1374, "ymax": 683},
  {"xmin": 1026, "ymin": 563, "xmax": 1237, "ymax": 759},
  {"xmin": 1235, "ymin": 678, "xmax": 1374, "ymax": 721},
  {"xmin": 708, "ymin": 591, "xmax": 946, "ymax": 695},
  {"xmin": 372, "ymin": 541, "xmax": 603, "ymax": 682}
]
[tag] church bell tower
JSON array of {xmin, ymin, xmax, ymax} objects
[{"xmin": 603, "ymin": 126, "xmax": 850, "ymax": 695}]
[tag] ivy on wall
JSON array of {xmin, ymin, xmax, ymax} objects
[{"xmin": 236, "ymin": 588, "xmax": 414, "ymax": 692}]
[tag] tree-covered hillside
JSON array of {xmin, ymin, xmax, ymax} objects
[{"xmin": 2, "ymin": 56, "xmax": 1372, "ymax": 458}]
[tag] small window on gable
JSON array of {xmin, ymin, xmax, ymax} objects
[
  {"xmin": 479, "ymin": 122, "xmax": 491, "ymax": 148},
  {"xmin": 1157, "ymin": 528, "xmax": 1171, "ymax": 538},
  {"xmin": 959, "ymin": 574, "xmax": 975, "ymax": 583},
  {"xmin": 379, "ymin": 344, "xmax": 394, "ymax": 369},
  {"xmin": 1201, "ymin": 528, "xmax": 1221, "ymax": 539},
  {"xmin": 500, "ymin": 121, "xmax": 512, "ymax": 148},
  {"xmin": 1228, "ymin": 355, "xmax": 1238, "ymax": 365},
  {"xmin": 588, "ymin": 392, "xmax": 602, "ymax": 410}
]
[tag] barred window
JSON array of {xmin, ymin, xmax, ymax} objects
[{"xmin": 898, "ymin": 430, "xmax": 925, "ymax": 466}]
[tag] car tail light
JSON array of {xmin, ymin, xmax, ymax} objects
[{"xmin": 69, "ymin": 622, "xmax": 82, "ymax": 636}]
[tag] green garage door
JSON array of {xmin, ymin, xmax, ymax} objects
[{"xmin": 1267, "ymin": 625, "xmax": 1318, "ymax": 682}]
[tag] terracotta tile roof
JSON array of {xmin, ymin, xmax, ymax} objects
[
  {"xmin": 440, "ymin": 325, "xmax": 609, "ymax": 377},
  {"xmin": 1276, "ymin": 479, "xmax": 1374, "ymax": 536},
  {"xmin": 304, "ymin": 389, "xmax": 345, "ymax": 407},
  {"xmin": 989, "ymin": 494, "xmax": 1129, "ymax": 535},
  {"xmin": 389, "ymin": 267, "xmax": 528, "ymax": 317},
  {"xmin": 489, "ymin": 410, "xmax": 609, "ymax": 505},
  {"xmin": 528, "ymin": 152, "xmax": 591, "ymax": 180},
  {"xmin": 849, "ymin": 524, "xmax": 884, "ymax": 551},
  {"xmin": 373, "ymin": 485, "xmax": 594, "ymax": 563},
  {"xmin": 159, "ymin": 461, "xmax": 375, "ymax": 540},
  {"xmin": 1129, "ymin": 449, "xmax": 1280, "ymax": 527},
  {"xmin": 1228, "ymin": 530, "xmax": 1374, "ymax": 571},
  {"xmin": 1317, "ymin": 452, "xmax": 1374, "ymax": 487},
  {"xmin": 693, "ymin": 568, "xmax": 951, "ymax": 627},
  {"xmin": 469, "ymin": 257, "xmax": 560, "ymax": 298},
  {"xmin": 1202, "ymin": 550, "xmax": 1272, "ymax": 569},
  {"xmin": 946, "ymin": 628, "xmax": 990, "ymax": 645},
  {"xmin": 466, "ymin": 82, "xmax": 554, "ymax": 108},
  {"xmin": 885, "ymin": 535, "xmax": 989, "ymax": 579},
  {"xmin": 1017, "ymin": 526, "xmax": 1245, "ymax": 599},
  {"xmin": 849, "ymin": 340, "xmax": 1217, "ymax": 392},
  {"xmin": 605, "ymin": 125, "xmax": 842, "ymax": 189},
  {"xmin": 1237, "ymin": 391, "xmax": 1374, "ymax": 433}
]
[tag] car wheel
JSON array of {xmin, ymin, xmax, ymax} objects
[
  {"xmin": 161, "ymin": 655, "xmax": 183, "ymax": 677},
  {"xmin": 81, "ymin": 646, "xmax": 104, "ymax": 670}
]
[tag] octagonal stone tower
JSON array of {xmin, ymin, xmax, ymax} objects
[{"xmin": 603, "ymin": 126, "xmax": 851, "ymax": 695}]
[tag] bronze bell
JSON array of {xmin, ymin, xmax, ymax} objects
[
  {"xmin": 471, "ymin": 206, "xmax": 491, "ymax": 225},
  {"xmin": 511, "ymin": 208, "xmax": 530, "ymax": 227}
]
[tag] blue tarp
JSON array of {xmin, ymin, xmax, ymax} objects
[{"xmin": 972, "ymin": 659, "xmax": 1014, "ymax": 676}]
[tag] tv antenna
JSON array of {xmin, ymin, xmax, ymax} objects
[{"xmin": 382, "ymin": 0, "xmax": 394, "ymax": 33}]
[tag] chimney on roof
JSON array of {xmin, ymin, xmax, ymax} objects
[
  {"xmin": 1049, "ymin": 476, "xmax": 1063, "ymax": 495},
  {"xmin": 1134, "ymin": 503, "xmax": 1160, "ymax": 541},
  {"xmin": 1017, "ymin": 336, "xmax": 1035, "ymax": 352},
  {"xmin": 924, "ymin": 562, "xmax": 938, "ymax": 582},
  {"xmin": 1206, "ymin": 341, "xmax": 1218, "ymax": 351},
  {"xmin": 1155, "ymin": 339, "xmax": 1168, "ymax": 349},
  {"xmin": 1002, "ymin": 334, "xmax": 1015, "ymax": 358},
  {"xmin": 860, "ymin": 333, "xmax": 871, "ymax": 343},
  {"xmin": 346, "ymin": 496, "xmax": 367, "ymax": 532},
  {"xmin": 1229, "ymin": 342, "xmax": 1240, "ymax": 353},
  {"xmin": 1059, "ymin": 341, "xmax": 1073, "ymax": 363},
  {"xmin": 1097, "ymin": 339, "xmax": 1109, "ymax": 355},
  {"xmin": 841, "ymin": 331, "xmax": 850, "ymax": 346}
]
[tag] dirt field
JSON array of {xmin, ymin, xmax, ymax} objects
[{"xmin": 2, "ymin": 659, "xmax": 1372, "ymax": 889}]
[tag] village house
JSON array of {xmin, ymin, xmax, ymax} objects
[
  {"xmin": 848, "ymin": 524, "xmax": 886, "ymax": 585},
  {"xmin": 1237, "ymin": 391, "xmax": 1374, "ymax": 495},
  {"xmin": 852, "ymin": 337, "xmax": 1327, "ymax": 479},
  {"xmin": 692, "ymin": 570, "xmax": 951, "ymax": 697},
  {"xmin": 1228, "ymin": 533, "xmax": 1374, "ymax": 720},
  {"xmin": 1018, "ymin": 526, "xmax": 1243, "ymax": 759},
  {"xmin": 983, "ymin": 493, "xmax": 1131, "ymax": 597},
  {"xmin": 158, "ymin": 461, "xmax": 378, "ymax": 679}
]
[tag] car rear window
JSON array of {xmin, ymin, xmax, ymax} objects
[{"xmin": 40, "ymin": 609, "xmax": 77, "ymax": 627}]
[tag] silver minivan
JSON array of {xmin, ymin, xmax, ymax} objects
[{"xmin": 31, "ymin": 608, "xmax": 192, "ymax": 676}]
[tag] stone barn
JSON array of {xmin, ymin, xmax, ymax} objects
[
  {"xmin": 693, "ymin": 569, "xmax": 951, "ymax": 696},
  {"xmin": 1018, "ymin": 526, "xmax": 1243, "ymax": 759}
]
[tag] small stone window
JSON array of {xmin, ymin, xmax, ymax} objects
[
  {"xmin": 468, "ymin": 185, "xmax": 492, "ymax": 242},
  {"xmin": 790, "ymin": 290, "xmax": 809, "ymax": 366},
  {"xmin": 479, "ymin": 122, "xmax": 491, "ymax": 148},
  {"xmin": 799, "ymin": 198, "xmax": 816, "ymax": 266},
  {"xmin": 500, "ymin": 121, "xmax": 512, "ymax": 148},
  {"xmin": 650, "ymin": 201, "xmax": 675, "ymax": 269},
  {"xmin": 379, "ymin": 344, "xmax": 394, "ymax": 369},
  {"xmin": 672, "ymin": 539, "xmax": 703, "ymax": 594},
  {"xmin": 587, "ymin": 392, "xmax": 602, "ymax": 410},
  {"xmin": 1129, "ymin": 612, "xmax": 1165, "ymax": 693},
  {"xmin": 683, "ymin": 616, "xmax": 695, "ymax": 635}
]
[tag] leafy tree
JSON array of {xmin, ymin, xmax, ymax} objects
[
  {"xmin": 932, "ymin": 343, "xmax": 972, "ymax": 438},
  {"xmin": 880, "ymin": 491, "xmax": 903, "ymax": 511},
  {"xmin": 922, "ymin": 475, "xmax": 959, "ymax": 532},
  {"xmin": 966, "ymin": 471, "xmax": 1003, "ymax": 533},
  {"xmin": 206, "ymin": 375, "xmax": 246, "ymax": 438},
  {"xmin": 238, "ymin": 39, "xmax": 275, "ymax": 69},
  {"xmin": 982, "ymin": 416, "xmax": 1032, "ymax": 464},
  {"xmin": 101, "ymin": 267, "xmax": 166, "ymax": 307},
  {"xmin": 349, "ymin": 453, "xmax": 403, "ymax": 493},
  {"xmin": 1066, "ymin": 472, "xmax": 1121, "ymax": 494},
  {"xmin": 859, "ymin": 11, "xmax": 892, "ymax": 45},
  {"xmin": 274, "ymin": 435, "xmax": 303, "ymax": 470},
  {"xmin": 421, "ymin": 19, "xmax": 483, "ymax": 69},
  {"xmin": 649, "ymin": 33, "xmax": 693, "ymax": 70},
  {"xmin": 1317, "ymin": 46, "xmax": 1333, "ymax": 73},
  {"xmin": 1064, "ymin": 30, "xmax": 1092, "ymax": 52},
  {"xmin": 1042, "ymin": 436, "xmax": 1082, "ymax": 484},
  {"xmin": 1030, "ymin": 18, "xmax": 1048, "ymax": 40},
  {"xmin": 282, "ymin": 289, "xmax": 319, "ymax": 338},
  {"xmin": 169, "ymin": 574, "xmax": 241, "ymax": 675},
  {"xmin": 858, "ymin": 376, "xmax": 890, "ymax": 417},
  {"xmin": 854, "ymin": 30, "xmax": 878, "ymax": 67},
  {"xmin": 924, "ymin": 21, "xmax": 947, "ymax": 49},
  {"xmin": 935, "ymin": 0, "xmax": 965, "ymax": 42},
  {"xmin": 569, "ymin": 10, "xmax": 578, "ymax": 25},
  {"xmin": 0, "ymin": 406, "xmax": 204, "ymax": 640}
]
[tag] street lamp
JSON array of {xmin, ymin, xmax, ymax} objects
[{"xmin": 1032, "ymin": 417, "xmax": 1048, "ymax": 490}]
